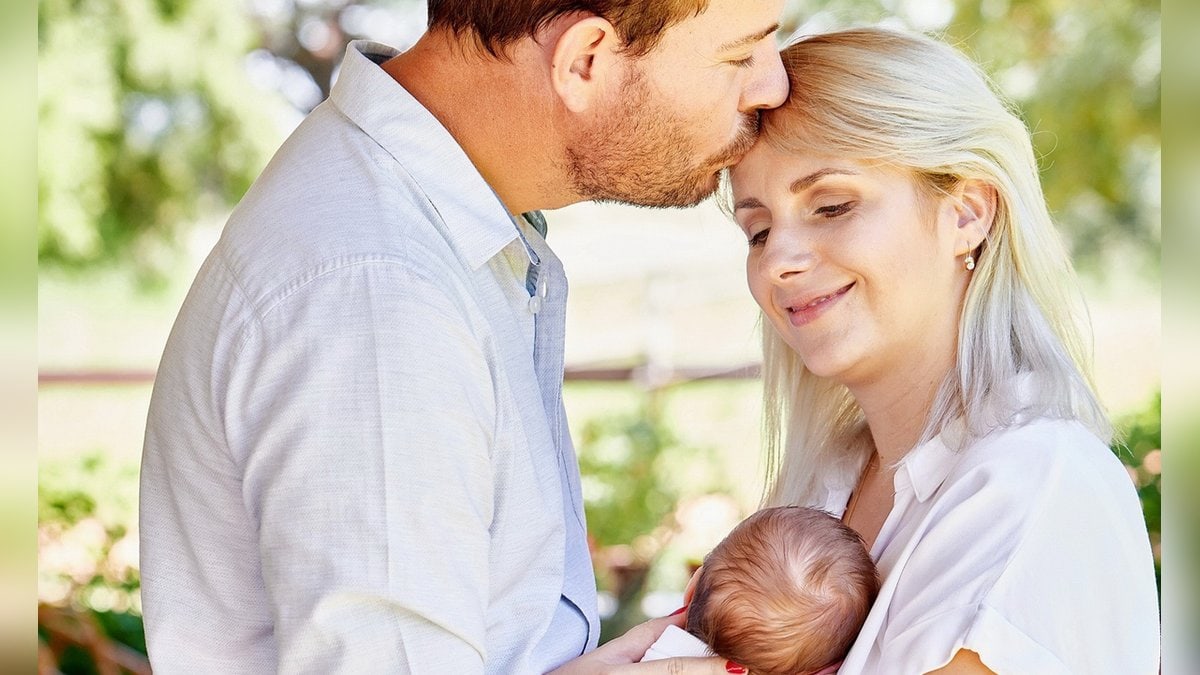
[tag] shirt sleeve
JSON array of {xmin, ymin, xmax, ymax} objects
[
  {"xmin": 877, "ymin": 425, "xmax": 1160, "ymax": 674},
  {"xmin": 225, "ymin": 259, "xmax": 497, "ymax": 674}
]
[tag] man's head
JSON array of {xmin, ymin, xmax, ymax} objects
[
  {"xmin": 430, "ymin": 0, "xmax": 788, "ymax": 208},
  {"xmin": 428, "ymin": 0, "xmax": 709, "ymax": 59},
  {"xmin": 687, "ymin": 506, "xmax": 879, "ymax": 675}
]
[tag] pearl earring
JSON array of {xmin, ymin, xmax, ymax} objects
[{"xmin": 965, "ymin": 254, "xmax": 976, "ymax": 271}]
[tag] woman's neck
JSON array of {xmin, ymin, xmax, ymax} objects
[{"xmin": 850, "ymin": 349, "xmax": 955, "ymax": 466}]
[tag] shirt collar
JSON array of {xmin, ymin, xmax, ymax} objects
[
  {"xmin": 896, "ymin": 433, "xmax": 962, "ymax": 502},
  {"xmin": 329, "ymin": 40, "xmax": 517, "ymax": 270},
  {"xmin": 893, "ymin": 373, "xmax": 1044, "ymax": 502}
]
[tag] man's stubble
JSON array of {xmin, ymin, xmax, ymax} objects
[{"xmin": 565, "ymin": 66, "xmax": 760, "ymax": 209}]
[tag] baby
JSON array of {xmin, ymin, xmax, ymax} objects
[{"xmin": 643, "ymin": 506, "xmax": 879, "ymax": 675}]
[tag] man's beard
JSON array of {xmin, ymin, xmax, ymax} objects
[{"xmin": 565, "ymin": 67, "xmax": 760, "ymax": 208}]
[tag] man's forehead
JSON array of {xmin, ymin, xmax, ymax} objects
[
  {"xmin": 717, "ymin": 22, "xmax": 781, "ymax": 52},
  {"xmin": 666, "ymin": 0, "xmax": 783, "ymax": 50}
]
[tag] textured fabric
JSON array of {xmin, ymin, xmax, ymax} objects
[
  {"xmin": 641, "ymin": 625, "xmax": 712, "ymax": 661},
  {"xmin": 825, "ymin": 418, "xmax": 1160, "ymax": 675},
  {"xmin": 139, "ymin": 40, "xmax": 598, "ymax": 674}
]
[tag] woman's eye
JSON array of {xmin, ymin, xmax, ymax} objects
[
  {"xmin": 815, "ymin": 201, "xmax": 855, "ymax": 218},
  {"xmin": 748, "ymin": 228, "xmax": 770, "ymax": 248},
  {"xmin": 729, "ymin": 55, "xmax": 755, "ymax": 69}
]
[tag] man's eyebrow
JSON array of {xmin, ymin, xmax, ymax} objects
[
  {"xmin": 790, "ymin": 168, "xmax": 859, "ymax": 193},
  {"xmin": 718, "ymin": 23, "xmax": 780, "ymax": 53},
  {"xmin": 734, "ymin": 196, "xmax": 765, "ymax": 211}
]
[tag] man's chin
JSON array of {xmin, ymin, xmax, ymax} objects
[
  {"xmin": 691, "ymin": 170, "xmax": 723, "ymax": 203},
  {"xmin": 712, "ymin": 123, "xmax": 760, "ymax": 170},
  {"xmin": 638, "ymin": 172, "xmax": 720, "ymax": 208},
  {"xmin": 579, "ymin": 163, "xmax": 722, "ymax": 209}
]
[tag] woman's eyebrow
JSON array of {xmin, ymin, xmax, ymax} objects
[
  {"xmin": 790, "ymin": 168, "xmax": 859, "ymax": 193},
  {"xmin": 734, "ymin": 168, "xmax": 861, "ymax": 211}
]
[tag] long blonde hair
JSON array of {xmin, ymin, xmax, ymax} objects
[{"xmin": 753, "ymin": 27, "xmax": 1110, "ymax": 506}]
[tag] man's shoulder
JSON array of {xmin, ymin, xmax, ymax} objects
[
  {"xmin": 231, "ymin": 102, "xmax": 443, "ymax": 241},
  {"xmin": 213, "ymin": 120, "xmax": 462, "ymax": 306}
]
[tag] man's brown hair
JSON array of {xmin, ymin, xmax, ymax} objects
[{"xmin": 427, "ymin": 1, "xmax": 709, "ymax": 58}]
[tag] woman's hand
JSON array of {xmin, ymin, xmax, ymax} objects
[{"xmin": 547, "ymin": 613, "xmax": 740, "ymax": 675}]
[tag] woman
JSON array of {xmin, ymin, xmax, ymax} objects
[{"xmin": 727, "ymin": 28, "xmax": 1159, "ymax": 673}]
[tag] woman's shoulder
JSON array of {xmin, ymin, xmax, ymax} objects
[
  {"xmin": 870, "ymin": 419, "xmax": 1159, "ymax": 675},
  {"xmin": 908, "ymin": 417, "xmax": 1146, "ymax": 542},
  {"xmin": 951, "ymin": 417, "xmax": 1131, "ymax": 500}
]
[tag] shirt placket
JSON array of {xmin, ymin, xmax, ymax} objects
[{"xmin": 518, "ymin": 212, "xmax": 599, "ymax": 648}]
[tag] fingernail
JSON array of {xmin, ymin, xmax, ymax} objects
[
  {"xmin": 668, "ymin": 606, "xmax": 687, "ymax": 616},
  {"xmin": 725, "ymin": 661, "xmax": 747, "ymax": 674}
]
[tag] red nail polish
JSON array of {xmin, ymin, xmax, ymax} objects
[
  {"xmin": 669, "ymin": 606, "xmax": 687, "ymax": 616},
  {"xmin": 725, "ymin": 661, "xmax": 747, "ymax": 674}
]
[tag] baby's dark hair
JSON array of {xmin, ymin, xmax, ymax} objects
[{"xmin": 686, "ymin": 506, "xmax": 879, "ymax": 675}]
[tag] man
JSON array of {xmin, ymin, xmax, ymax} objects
[{"xmin": 139, "ymin": 0, "xmax": 786, "ymax": 672}]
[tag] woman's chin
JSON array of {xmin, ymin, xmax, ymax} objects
[{"xmin": 799, "ymin": 354, "xmax": 852, "ymax": 381}]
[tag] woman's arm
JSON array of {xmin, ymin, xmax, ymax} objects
[{"xmin": 927, "ymin": 650, "xmax": 996, "ymax": 675}]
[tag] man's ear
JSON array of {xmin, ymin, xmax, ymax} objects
[
  {"xmin": 952, "ymin": 179, "xmax": 998, "ymax": 256},
  {"xmin": 548, "ymin": 15, "xmax": 623, "ymax": 113}
]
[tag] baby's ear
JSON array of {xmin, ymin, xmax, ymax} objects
[{"xmin": 683, "ymin": 563, "xmax": 704, "ymax": 605}]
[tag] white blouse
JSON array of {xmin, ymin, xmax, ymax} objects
[{"xmin": 825, "ymin": 418, "xmax": 1159, "ymax": 674}]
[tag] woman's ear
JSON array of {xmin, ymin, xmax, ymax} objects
[
  {"xmin": 547, "ymin": 15, "xmax": 623, "ymax": 113},
  {"xmin": 952, "ymin": 179, "xmax": 998, "ymax": 256}
]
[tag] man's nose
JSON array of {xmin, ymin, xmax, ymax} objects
[{"xmin": 741, "ymin": 45, "xmax": 788, "ymax": 112}]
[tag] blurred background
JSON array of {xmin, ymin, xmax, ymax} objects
[{"xmin": 37, "ymin": 0, "xmax": 1161, "ymax": 670}]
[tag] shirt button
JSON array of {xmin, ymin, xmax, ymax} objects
[{"xmin": 528, "ymin": 277, "xmax": 548, "ymax": 314}]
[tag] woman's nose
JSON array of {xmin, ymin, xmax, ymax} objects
[{"xmin": 757, "ymin": 228, "xmax": 814, "ymax": 282}]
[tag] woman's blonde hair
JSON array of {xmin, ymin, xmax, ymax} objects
[{"xmin": 753, "ymin": 27, "xmax": 1110, "ymax": 506}]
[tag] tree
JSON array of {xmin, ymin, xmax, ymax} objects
[{"xmin": 37, "ymin": 0, "xmax": 291, "ymax": 282}]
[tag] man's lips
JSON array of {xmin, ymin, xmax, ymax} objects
[{"xmin": 710, "ymin": 114, "xmax": 761, "ymax": 169}]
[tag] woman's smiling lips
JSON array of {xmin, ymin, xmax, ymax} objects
[{"xmin": 785, "ymin": 282, "xmax": 855, "ymax": 327}]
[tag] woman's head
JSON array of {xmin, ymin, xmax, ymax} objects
[
  {"xmin": 730, "ymin": 137, "xmax": 996, "ymax": 392},
  {"xmin": 730, "ymin": 27, "xmax": 1109, "ymax": 504}
]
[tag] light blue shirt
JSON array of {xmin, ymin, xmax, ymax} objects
[{"xmin": 140, "ymin": 40, "xmax": 598, "ymax": 673}]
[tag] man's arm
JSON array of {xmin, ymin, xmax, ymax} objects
[{"xmin": 228, "ymin": 262, "xmax": 496, "ymax": 672}]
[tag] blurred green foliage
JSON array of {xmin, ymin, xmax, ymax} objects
[
  {"xmin": 37, "ymin": 0, "xmax": 288, "ymax": 284},
  {"xmin": 1112, "ymin": 392, "xmax": 1162, "ymax": 589},
  {"xmin": 576, "ymin": 394, "xmax": 730, "ymax": 641},
  {"xmin": 38, "ymin": 453, "xmax": 141, "ymax": 616},
  {"xmin": 578, "ymin": 406, "xmax": 683, "ymax": 549},
  {"xmin": 39, "ymin": 453, "xmax": 147, "ymax": 666}
]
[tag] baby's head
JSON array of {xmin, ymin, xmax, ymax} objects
[{"xmin": 686, "ymin": 506, "xmax": 879, "ymax": 675}]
